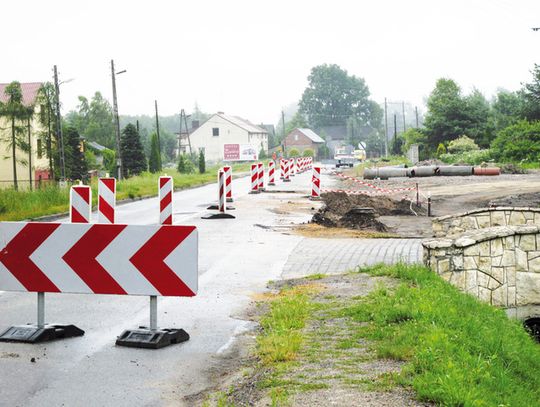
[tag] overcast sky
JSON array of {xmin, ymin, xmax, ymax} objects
[{"xmin": 3, "ymin": 0, "xmax": 539, "ymax": 125}]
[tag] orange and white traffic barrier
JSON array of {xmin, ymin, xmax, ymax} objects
[
  {"xmin": 159, "ymin": 176, "xmax": 173, "ymax": 225},
  {"xmin": 268, "ymin": 160, "xmax": 276, "ymax": 185},
  {"xmin": 250, "ymin": 163, "xmax": 259, "ymax": 193},
  {"xmin": 258, "ymin": 162, "xmax": 265, "ymax": 191},
  {"xmin": 70, "ymin": 184, "xmax": 91, "ymax": 223},
  {"xmin": 223, "ymin": 165, "xmax": 233, "ymax": 202},
  {"xmin": 283, "ymin": 159, "xmax": 291, "ymax": 182},
  {"xmin": 98, "ymin": 178, "xmax": 116, "ymax": 224},
  {"xmin": 311, "ymin": 165, "xmax": 321, "ymax": 199}
]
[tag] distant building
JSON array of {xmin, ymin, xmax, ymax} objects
[
  {"xmin": 283, "ymin": 128, "xmax": 325, "ymax": 155},
  {"xmin": 188, "ymin": 112, "xmax": 268, "ymax": 162},
  {"xmin": 317, "ymin": 125, "xmax": 347, "ymax": 156},
  {"xmin": 87, "ymin": 141, "xmax": 108, "ymax": 167},
  {"xmin": 0, "ymin": 82, "xmax": 50, "ymax": 189}
]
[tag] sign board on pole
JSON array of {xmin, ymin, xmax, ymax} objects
[
  {"xmin": 0, "ymin": 222, "xmax": 198, "ymax": 297},
  {"xmin": 223, "ymin": 144, "xmax": 258, "ymax": 161}
]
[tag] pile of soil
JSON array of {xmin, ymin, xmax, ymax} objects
[
  {"xmin": 312, "ymin": 192, "xmax": 422, "ymax": 231},
  {"xmin": 489, "ymin": 192, "xmax": 540, "ymax": 208}
]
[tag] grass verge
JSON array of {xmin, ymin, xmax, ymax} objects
[
  {"xmin": 209, "ymin": 264, "xmax": 540, "ymax": 406},
  {"xmin": 0, "ymin": 163, "xmax": 250, "ymax": 221}
]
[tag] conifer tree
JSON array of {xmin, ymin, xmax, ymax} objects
[
  {"xmin": 64, "ymin": 126, "xmax": 87, "ymax": 181},
  {"xmin": 120, "ymin": 123, "xmax": 146, "ymax": 177},
  {"xmin": 148, "ymin": 132, "xmax": 160, "ymax": 173}
]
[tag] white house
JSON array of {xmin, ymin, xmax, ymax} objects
[{"xmin": 186, "ymin": 112, "xmax": 268, "ymax": 162}]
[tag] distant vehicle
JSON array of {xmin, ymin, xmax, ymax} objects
[{"xmin": 334, "ymin": 146, "xmax": 356, "ymax": 168}]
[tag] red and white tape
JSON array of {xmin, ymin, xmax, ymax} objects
[{"xmin": 334, "ymin": 172, "xmax": 416, "ymax": 194}]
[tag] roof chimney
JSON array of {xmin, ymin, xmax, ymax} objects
[
  {"xmin": 217, "ymin": 111, "xmax": 225, "ymax": 115},
  {"xmin": 191, "ymin": 120, "xmax": 199, "ymax": 129}
]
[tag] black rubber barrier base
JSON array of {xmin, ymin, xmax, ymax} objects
[
  {"xmin": 226, "ymin": 198, "xmax": 233, "ymax": 203},
  {"xmin": 249, "ymin": 190, "xmax": 260, "ymax": 194},
  {"xmin": 116, "ymin": 327, "xmax": 189, "ymax": 349},
  {"xmin": 0, "ymin": 324, "xmax": 84, "ymax": 343},
  {"xmin": 201, "ymin": 213, "xmax": 236, "ymax": 219},
  {"xmin": 206, "ymin": 204, "xmax": 235, "ymax": 210},
  {"xmin": 268, "ymin": 182, "xmax": 276, "ymax": 186},
  {"xmin": 283, "ymin": 179, "xmax": 291, "ymax": 182}
]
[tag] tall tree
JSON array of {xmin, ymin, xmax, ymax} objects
[
  {"xmin": 120, "ymin": 124, "xmax": 146, "ymax": 177},
  {"xmin": 0, "ymin": 82, "xmax": 32, "ymax": 190},
  {"xmin": 284, "ymin": 111, "xmax": 309, "ymax": 135},
  {"xmin": 463, "ymin": 89, "xmax": 493, "ymax": 147},
  {"xmin": 148, "ymin": 132, "xmax": 160, "ymax": 173},
  {"xmin": 492, "ymin": 89, "xmax": 526, "ymax": 131},
  {"xmin": 521, "ymin": 64, "xmax": 540, "ymax": 121},
  {"xmin": 299, "ymin": 64, "xmax": 372, "ymax": 128},
  {"xmin": 37, "ymin": 83, "xmax": 58, "ymax": 178},
  {"xmin": 64, "ymin": 126, "xmax": 87, "ymax": 180},
  {"xmin": 66, "ymin": 92, "xmax": 115, "ymax": 148}
]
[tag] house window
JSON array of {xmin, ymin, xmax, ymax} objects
[
  {"xmin": 37, "ymin": 139, "xmax": 42, "ymax": 159},
  {"xmin": 212, "ymin": 127, "xmax": 219, "ymax": 137},
  {"xmin": 294, "ymin": 134, "xmax": 298, "ymax": 141}
]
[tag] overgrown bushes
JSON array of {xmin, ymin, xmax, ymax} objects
[{"xmin": 491, "ymin": 120, "xmax": 540, "ymax": 163}]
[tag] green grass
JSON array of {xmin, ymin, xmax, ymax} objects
[
  {"xmin": 351, "ymin": 263, "xmax": 540, "ymax": 406},
  {"xmin": 0, "ymin": 163, "xmax": 250, "ymax": 221}
]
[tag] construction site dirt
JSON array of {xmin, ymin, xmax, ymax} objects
[{"xmin": 312, "ymin": 170, "xmax": 540, "ymax": 238}]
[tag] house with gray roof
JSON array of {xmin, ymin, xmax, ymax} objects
[{"xmin": 283, "ymin": 128, "xmax": 325, "ymax": 156}]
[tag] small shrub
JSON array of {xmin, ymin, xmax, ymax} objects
[
  {"xmin": 198, "ymin": 150, "xmax": 206, "ymax": 174},
  {"xmin": 177, "ymin": 154, "xmax": 195, "ymax": 174},
  {"xmin": 447, "ymin": 135, "xmax": 479, "ymax": 154},
  {"xmin": 288, "ymin": 148, "xmax": 300, "ymax": 157},
  {"xmin": 491, "ymin": 120, "xmax": 540, "ymax": 162},
  {"xmin": 302, "ymin": 148, "xmax": 314, "ymax": 157},
  {"xmin": 436, "ymin": 143, "xmax": 446, "ymax": 157}
]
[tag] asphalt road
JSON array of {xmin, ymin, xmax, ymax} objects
[{"xmin": 0, "ymin": 169, "xmax": 324, "ymax": 406}]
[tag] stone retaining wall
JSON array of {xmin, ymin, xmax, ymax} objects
[
  {"xmin": 432, "ymin": 207, "xmax": 540, "ymax": 238},
  {"xmin": 423, "ymin": 225, "xmax": 540, "ymax": 317}
]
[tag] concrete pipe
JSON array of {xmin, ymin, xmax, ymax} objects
[
  {"xmin": 473, "ymin": 167, "xmax": 500, "ymax": 176},
  {"xmin": 363, "ymin": 167, "xmax": 408, "ymax": 179},
  {"xmin": 408, "ymin": 166, "xmax": 439, "ymax": 177},
  {"xmin": 438, "ymin": 166, "xmax": 474, "ymax": 176}
]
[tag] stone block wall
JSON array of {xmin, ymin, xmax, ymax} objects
[
  {"xmin": 423, "ymin": 225, "xmax": 540, "ymax": 315},
  {"xmin": 432, "ymin": 208, "xmax": 540, "ymax": 238}
]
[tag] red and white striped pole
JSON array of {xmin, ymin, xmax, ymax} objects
[
  {"xmin": 283, "ymin": 159, "xmax": 291, "ymax": 182},
  {"xmin": 268, "ymin": 160, "xmax": 276, "ymax": 185},
  {"xmin": 98, "ymin": 178, "xmax": 116, "ymax": 224},
  {"xmin": 280, "ymin": 158, "xmax": 285, "ymax": 179},
  {"xmin": 250, "ymin": 163, "xmax": 259, "ymax": 193},
  {"xmin": 258, "ymin": 162, "xmax": 265, "ymax": 191},
  {"xmin": 311, "ymin": 165, "xmax": 321, "ymax": 199},
  {"xmin": 223, "ymin": 165, "xmax": 233, "ymax": 202},
  {"xmin": 218, "ymin": 169, "xmax": 226, "ymax": 213},
  {"xmin": 70, "ymin": 184, "xmax": 91, "ymax": 223},
  {"xmin": 159, "ymin": 176, "xmax": 173, "ymax": 225},
  {"xmin": 290, "ymin": 157, "xmax": 296, "ymax": 176}
]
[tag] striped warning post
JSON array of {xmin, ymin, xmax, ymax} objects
[
  {"xmin": 258, "ymin": 162, "xmax": 264, "ymax": 191},
  {"xmin": 290, "ymin": 157, "xmax": 296, "ymax": 176},
  {"xmin": 280, "ymin": 159, "xmax": 285, "ymax": 179},
  {"xmin": 159, "ymin": 176, "xmax": 173, "ymax": 225},
  {"xmin": 70, "ymin": 185, "xmax": 91, "ymax": 223},
  {"xmin": 268, "ymin": 160, "xmax": 276, "ymax": 185},
  {"xmin": 98, "ymin": 178, "xmax": 116, "ymax": 224},
  {"xmin": 223, "ymin": 165, "xmax": 233, "ymax": 202},
  {"xmin": 311, "ymin": 165, "xmax": 321, "ymax": 199},
  {"xmin": 283, "ymin": 159, "xmax": 291, "ymax": 182},
  {"xmin": 250, "ymin": 163, "xmax": 259, "ymax": 193},
  {"xmin": 218, "ymin": 169, "xmax": 227, "ymax": 212}
]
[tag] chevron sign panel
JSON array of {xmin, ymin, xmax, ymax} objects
[{"xmin": 0, "ymin": 222, "xmax": 198, "ymax": 297}]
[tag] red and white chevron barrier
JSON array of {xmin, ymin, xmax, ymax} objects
[
  {"xmin": 250, "ymin": 163, "xmax": 259, "ymax": 193},
  {"xmin": 218, "ymin": 169, "xmax": 226, "ymax": 213},
  {"xmin": 223, "ymin": 165, "xmax": 233, "ymax": 202},
  {"xmin": 98, "ymin": 178, "xmax": 116, "ymax": 224},
  {"xmin": 0, "ymin": 222, "xmax": 198, "ymax": 296},
  {"xmin": 70, "ymin": 185, "xmax": 91, "ymax": 223},
  {"xmin": 258, "ymin": 162, "xmax": 264, "ymax": 191},
  {"xmin": 280, "ymin": 159, "xmax": 285, "ymax": 179},
  {"xmin": 283, "ymin": 159, "xmax": 291, "ymax": 182},
  {"xmin": 159, "ymin": 176, "xmax": 173, "ymax": 225},
  {"xmin": 290, "ymin": 158, "xmax": 296, "ymax": 176},
  {"xmin": 268, "ymin": 160, "xmax": 276, "ymax": 185},
  {"xmin": 311, "ymin": 165, "xmax": 321, "ymax": 199}
]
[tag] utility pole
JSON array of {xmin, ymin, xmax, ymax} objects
[
  {"xmin": 281, "ymin": 110, "xmax": 286, "ymax": 156},
  {"xmin": 111, "ymin": 59, "xmax": 123, "ymax": 180},
  {"xmin": 53, "ymin": 65, "xmax": 66, "ymax": 183},
  {"xmin": 415, "ymin": 106, "xmax": 419, "ymax": 128},
  {"xmin": 402, "ymin": 101, "xmax": 406, "ymax": 132},
  {"xmin": 136, "ymin": 120, "xmax": 140, "ymax": 135},
  {"xmin": 27, "ymin": 118, "xmax": 32, "ymax": 190},
  {"xmin": 393, "ymin": 113, "xmax": 397, "ymax": 152},
  {"xmin": 384, "ymin": 98, "xmax": 388, "ymax": 157},
  {"xmin": 154, "ymin": 100, "xmax": 161, "ymax": 170}
]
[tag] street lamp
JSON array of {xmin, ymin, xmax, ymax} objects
[{"xmin": 111, "ymin": 59, "xmax": 126, "ymax": 180}]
